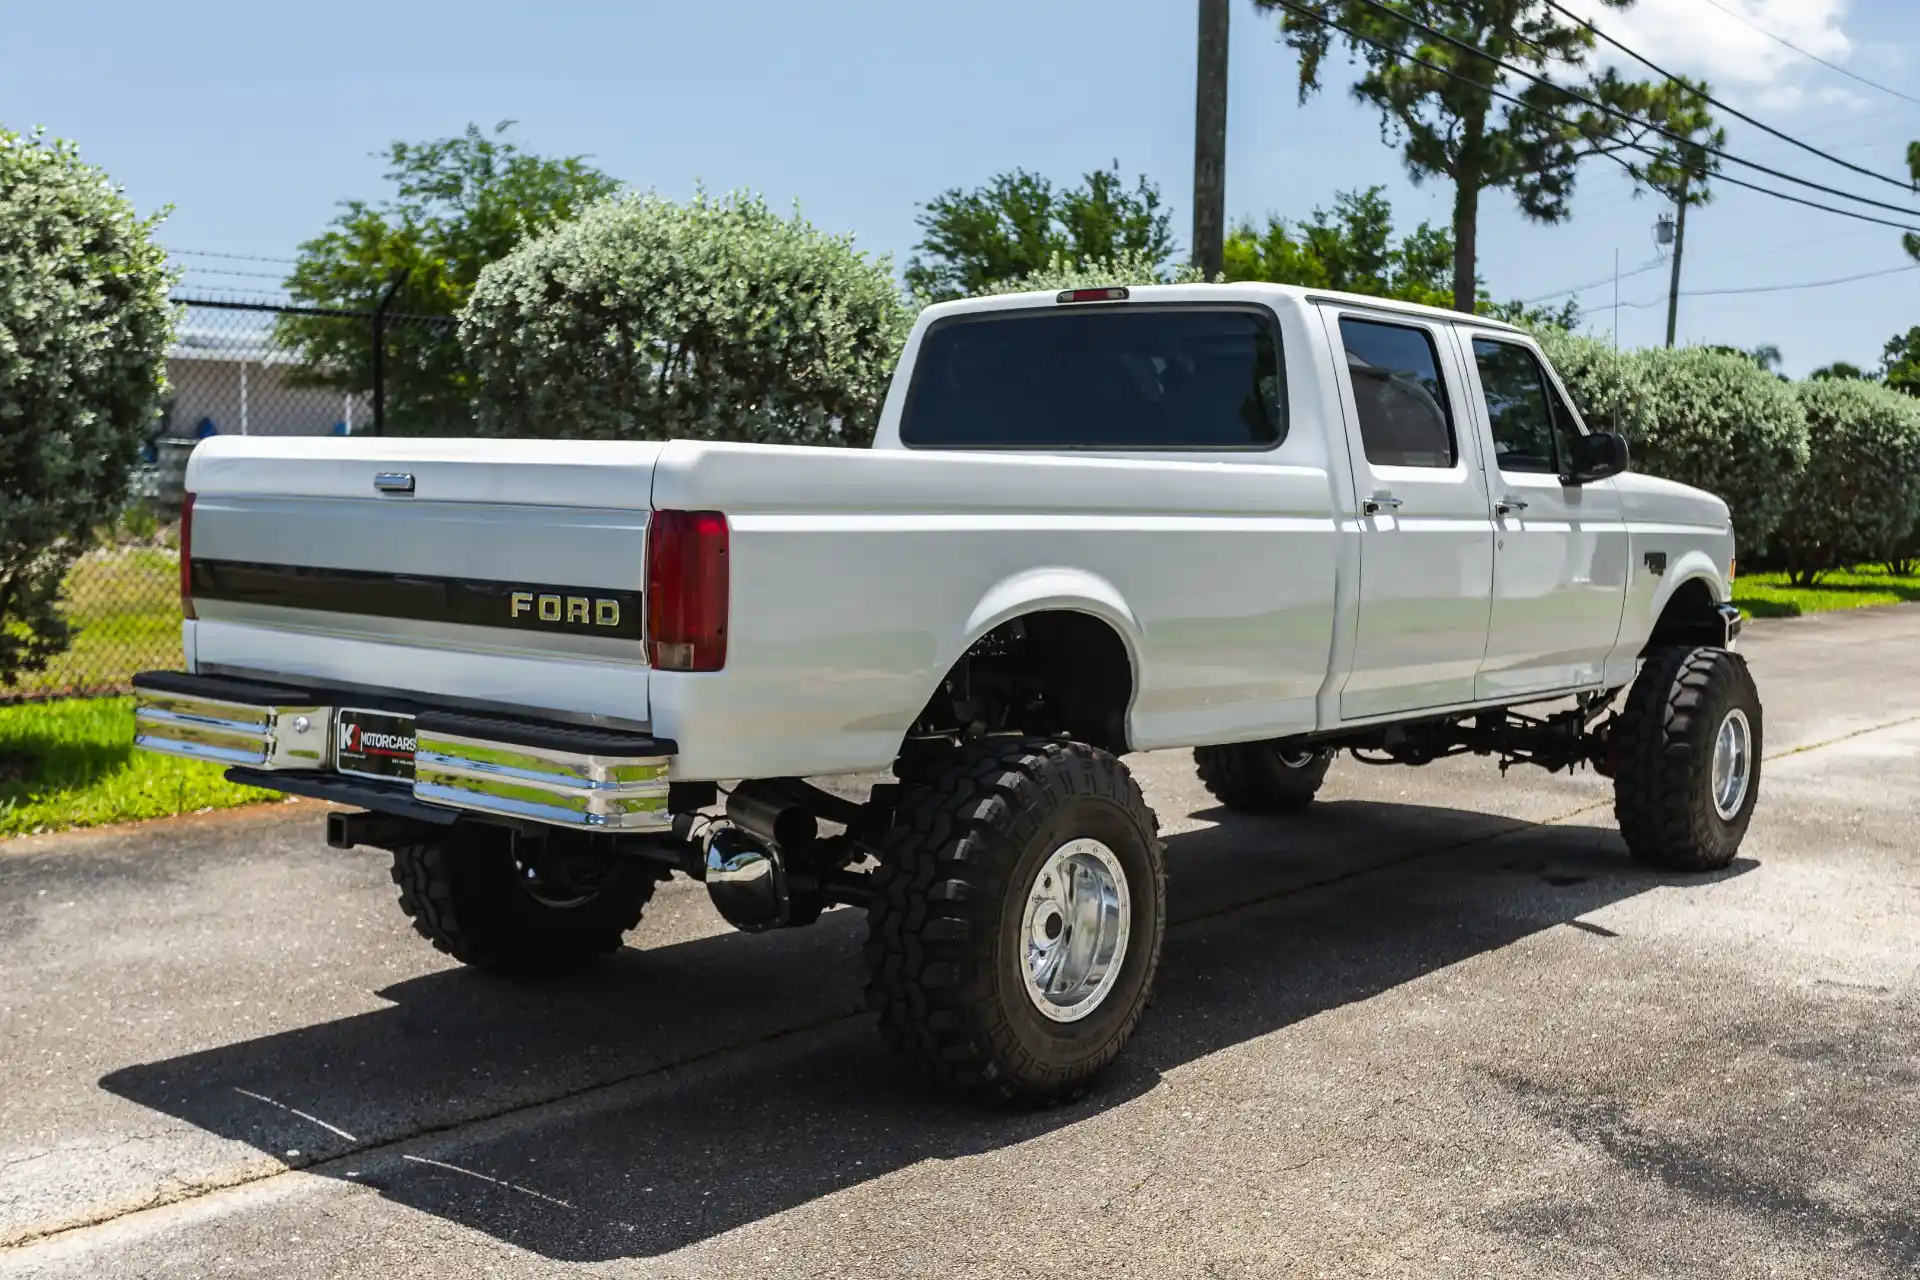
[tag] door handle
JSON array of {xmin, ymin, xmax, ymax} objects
[
  {"xmin": 1362, "ymin": 494, "xmax": 1404, "ymax": 516},
  {"xmin": 1495, "ymin": 495, "xmax": 1530, "ymax": 516}
]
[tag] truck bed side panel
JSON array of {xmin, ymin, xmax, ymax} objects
[{"xmin": 648, "ymin": 442, "xmax": 1340, "ymax": 779}]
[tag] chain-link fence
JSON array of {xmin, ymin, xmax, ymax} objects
[{"xmin": 3, "ymin": 297, "xmax": 472, "ymax": 703}]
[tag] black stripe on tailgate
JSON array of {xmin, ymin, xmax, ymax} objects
[{"xmin": 191, "ymin": 560, "xmax": 643, "ymax": 640}]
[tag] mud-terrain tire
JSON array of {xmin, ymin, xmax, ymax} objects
[
  {"xmin": 864, "ymin": 737, "xmax": 1166, "ymax": 1104},
  {"xmin": 390, "ymin": 826, "xmax": 657, "ymax": 977},
  {"xmin": 1193, "ymin": 741, "xmax": 1335, "ymax": 813},
  {"xmin": 1614, "ymin": 645, "xmax": 1762, "ymax": 872}
]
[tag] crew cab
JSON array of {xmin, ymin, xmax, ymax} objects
[{"xmin": 134, "ymin": 283, "xmax": 1759, "ymax": 1103}]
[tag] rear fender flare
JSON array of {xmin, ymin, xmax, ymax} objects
[{"xmin": 959, "ymin": 568, "xmax": 1145, "ymax": 673}]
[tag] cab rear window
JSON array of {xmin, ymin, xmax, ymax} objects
[{"xmin": 900, "ymin": 306, "xmax": 1286, "ymax": 450}]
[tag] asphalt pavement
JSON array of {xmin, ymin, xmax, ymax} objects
[{"xmin": 2, "ymin": 606, "xmax": 1918, "ymax": 1278}]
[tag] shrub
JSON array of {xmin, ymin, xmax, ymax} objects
[
  {"xmin": 1536, "ymin": 332, "xmax": 1807, "ymax": 555},
  {"xmin": 0, "ymin": 127, "xmax": 173, "ymax": 686},
  {"xmin": 461, "ymin": 191, "xmax": 911, "ymax": 446},
  {"xmin": 1635, "ymin": 347, "xmax": 1809, "ymax": 555},
  {"xmin": 1775, "ymin": 379, "xmax": 1920, "ymax": 584}
]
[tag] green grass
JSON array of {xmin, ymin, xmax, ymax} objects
[
  {"xmin": 0, "ymin": 697, "xmax": 280, "ymax": 839},
  {"xmin": 1732, "ymin": 564, "xmax": 1920, "ymax": 619},
  {"xmin": 4, "ymin": 547, "xmax": 184, "ymax": 700}
]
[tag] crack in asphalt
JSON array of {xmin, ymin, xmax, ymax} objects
[{"xmin": 8, "ymin": 706, "xmax": 1920, "ymax": 1254}]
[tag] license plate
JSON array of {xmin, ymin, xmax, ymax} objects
[{"xmin": 335, "ymin": 709, "xmax": 417, "ymax": 781}]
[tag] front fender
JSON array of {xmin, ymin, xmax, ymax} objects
[{"xmin": 1652, "ymin": 552, "xmax": 1729, "ymax": 615}]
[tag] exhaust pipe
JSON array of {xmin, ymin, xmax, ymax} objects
[
  {"xmin": 704, "ymin": 826, "xmax": 790, "ymax": 932},
  {"xmin": 704, "ymin": 781, "xmax": 880, "ymax": 930}
]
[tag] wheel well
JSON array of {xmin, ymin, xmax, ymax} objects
[
  {"xmin": 1642, "ymin": 577, "xmax": 1723, "ymax": 655},
  {"xmin": 903, "ymin": 611, "xmax": 1135, "ymax": 756}
]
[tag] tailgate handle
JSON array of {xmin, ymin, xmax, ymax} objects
[{"xmin": 373, "ymin": 472, "xmax": 416, "ymax": 495}]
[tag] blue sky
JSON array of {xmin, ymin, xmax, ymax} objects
[{"xmin": 5, "ymin": 0, "xmax": 1917, "ymax": 375}]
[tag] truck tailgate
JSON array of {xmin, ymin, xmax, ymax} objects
[{"xmin": 184, "ymin": 437, "xmax": 661, "ymax": 728}]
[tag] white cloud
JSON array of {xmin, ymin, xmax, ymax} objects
[{"xmin": 1556, "ymin": 0, "xmax": 1859, "ymax": 106}]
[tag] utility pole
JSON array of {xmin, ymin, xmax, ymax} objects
[
  {"xmin": 1664, "ymin": 175, "xmax": 1690, "ymax": 348},
  {"xmin": 1193, "ymin": 0, "xmax": 1230, "ymax": 279}
]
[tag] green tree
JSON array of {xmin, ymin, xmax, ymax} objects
[
  {"xmin": 1483, "ymin": 295, "xmax": 1583, "ymax": 329},
  {"xmin": 1255, "ymin": 0, "xmax": 1717, "ymax": 311},
  {"xmin": 1884, "ymin": 327, "xmax": 1920, "ymax": 397},
  {"xmin": 1223, "ymin": 186, "xmax": 1582, "ymax": 326},
  {"xmin": 1222, "ymin": 186, "xmax": 1454, "ymax": 306},
  {"xmin": 1906, "ymin": 141, "xmax": 1919, "ymax": 263},
  {"xmin": 277, "ymin": 122, "xmax": 619, "ymax": 434},
  {"xmin": 905, "ymin": 164, "xmax": 1175, "ymax": 300},
  {"xmin": 0, "ymin": 126, "xmax": 173, "ymax": 684},
  {"xmin": 462, "ymin": 191, "xmax": 910, "ymax": 446},
  {"xmin": 1809, "ymin": 361, "xmax": 1871, "ymax": 382}
]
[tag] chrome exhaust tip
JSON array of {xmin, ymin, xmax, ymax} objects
[{"xmin": 704, "ymin": 827, "xmax": 790, "ymax": 932}]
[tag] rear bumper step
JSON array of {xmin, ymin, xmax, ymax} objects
[{"xmin": 133, "ymin": 671, "xmax": 676, "ymax": 833}]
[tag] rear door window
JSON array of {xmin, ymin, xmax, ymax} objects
[
  {"xmin": 1338, "ymin": 318, "xmax": 1457, "ymax": 469},
  {"xmin": 900, "ymin": 306, "xmax": 1286, "ymax": 450}
]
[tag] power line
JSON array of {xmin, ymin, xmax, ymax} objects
[
  {"xmin": 1543, "ymin": 0, "xmax": 1917, "ymax": 193},
  {"xmin": 1335, "ymin": 0, "xmax": 1920, "ymax": 220},
  {"xmin": 1660, "ymin": 260, "xmax": 1918, "ymax": 299},
  {"xmin": 1577, "ymin": 261, "xmax": 1920, "ymax": 314},
  {"xmin": 1621, "ymin": 143, "xmax": 1920, "ymax": 231},
  {"xmin": 1265, "ymin": 0, "xmax": 1920, "ymax": 234},
  {"xmin": 168, "ymin": 248, "xmax": 301, "ymax": 265},
  {"xmin": 178, "ymin": 266, "xmax": 293, "ymax": 281},
  {"xmin": 1695, "ymin": 0, "xmax": 1920, "ymax": 109},
  {"xmin": 1521, "ymin": 255, "xmax": 1669, "ymax": 304}
]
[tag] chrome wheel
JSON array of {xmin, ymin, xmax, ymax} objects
[
  {"xmin": 1276, "ymin": 748, "xmax": 1320, "ymax": 770},
  {"xmin": 1710, "ymin": 707, "xmax": 1753, "ymax": 821},
  {"xmin": 1021, "ymin": 838, "xmax": 1131, "ymax": 1023}
]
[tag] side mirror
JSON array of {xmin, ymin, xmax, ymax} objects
[{"xmin": 1564, "ymin": 431, "xmax": 1629, "ymax": 485}]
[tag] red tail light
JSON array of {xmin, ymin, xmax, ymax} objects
[
  {"xmin": 646, "ymin": 510, "xmax": 729, "ymax": 671},
  {"xmin": 179, "ymin": 492, "xmax": 197, "ymax": 620}
]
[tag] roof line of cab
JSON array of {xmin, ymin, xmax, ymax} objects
[{"xmin": 924, "ymin": 281, "xmax": 1525, "ymax": 336}]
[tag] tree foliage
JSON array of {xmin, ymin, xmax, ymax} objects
[
  {"xmin": 1220, "ymin": 185, "xmax": 1581, "ymax": 327},
  {"xmin": 1255, "ymin": 0, "xmax": 1719, "ymax": 311},
  {"xmin": 1906, "ymin": 140, "xmax": 1919, "ymax": 264},
  {"xmin": 0, "ymin": 126, "xmax": 173, "ymax": 684},
  {"xmin": 1775, "ymin": 379, "xmax": 1920, "ymax": 585},
  {"xmin": 277, "ymin": 123, "xmax": 619, "ymax": 434},
  {"xmin": 905, "ymin": 165, "xmax": 1175, "ymax": 300},
  {"xmin": 1809, "ymin": 361, "xmax": 1870, "ymax": 382},
  {"xmin": 462, "ymin": 190, "xmax": 911, "ymax": 446},
  {"xmin": 1883, "ymin": 326, "xmax": 1920, "ymax": 397},
  {"xmin": 1222, "ymin": 186, "xmax": 1453, "ymax": 306},
  {"xmin": 1706, "ymin": 343, "xmax": 1785, "ymax": 377}
]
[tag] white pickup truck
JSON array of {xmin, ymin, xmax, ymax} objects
[{"xmin": 135, "ymin": 282, "xmax": 1757, "ymax": 1103}]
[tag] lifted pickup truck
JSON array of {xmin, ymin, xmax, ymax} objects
[{"xmin": 135, "ymin": 282, "xmax": 1756, "ymax": 1102}]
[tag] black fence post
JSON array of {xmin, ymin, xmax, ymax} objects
[{"xmin": 370, "ymin": 271, "xmax": 407, "ymax": 437}]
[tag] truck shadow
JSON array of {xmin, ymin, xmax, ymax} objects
[{"xmin": 100, "ymin": 800, "xmax": 1752, "ymax": 1263}]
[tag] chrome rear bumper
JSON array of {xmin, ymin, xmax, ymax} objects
[
  {"xmin": 133, "ymin": 687, "xmax": 332, "ymax": 770},
  {"xmin": 131, "ymin": 673, "xmax": 674, "ymax": 833},
  {"xmin": 413, "ymin": 722, "xmax": 671, "ymax": 831}
]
